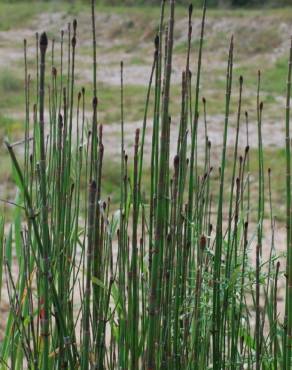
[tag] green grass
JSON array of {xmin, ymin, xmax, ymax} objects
[
  {"xmin": 235, "ymin": 57, "xmax": 289, "ymax": 95},
  {"xmin": 0, "ymin": 70, "xmax": 25, "ymax": 112},
  {"xmin": 0, "ymin": 115, "xmax": 22, "ymax": 135},
  {"xmin": 0, "ymin": 2, "xmax": 79, "ymax": 31},
  {"xmin": 263, "ymin": 57, "xmax": 290, "ymax": 95}
]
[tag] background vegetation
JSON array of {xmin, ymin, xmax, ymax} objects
[{"xmin": 1, "ymin": 0, "xmax": 292, "ymax": 7}]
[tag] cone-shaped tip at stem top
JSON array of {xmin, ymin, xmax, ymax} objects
[
  {"xmin": 40, "ymin": 32, "xmax": 48, "ymax": 52},
  {"xmin": 73, "ymin": 19, "xmax": 77, "ymax": 32},
  {"xmin": 121, "ymin": 60, "xmax": 123, "ymax": 68},
  {"xmin": 72, "ymin": 36, "xmax": 76, "ymax": 48},
  {"xmin": 154, "ymin": 35, "xmax": 159, "ymax": 50},
  {"xmin": 93, "ymin": 96, "xmax": 98, "ymax": 108},
  {"xmin": 202, "ymin": 96, "xmax": 206, "ymax": 104},
  {"xmin": 82, "ymin": 87, "xmax": 85, "ymax": 94},
  {"xmin": 260, "ymin": 101, "xmax": 264, "ymax": 111},
  {"xmin": 200, "ymin": 235, "xmax": 206, "ymax": 250},
  {"xmin": 245, "ymin": 111, "xmax": 248, "ymax": 118},
  {"xmin": 189, "ymin": 4, "xmax": 193, "ymax": 17},
  {"xmin": 239, "ymin": 75, "xmax": 243, "ymax": 84},
  {"xmin": 135, "ymin": 128, "xmax": 140, "ymax": 145}
]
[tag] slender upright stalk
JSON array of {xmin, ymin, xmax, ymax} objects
[
  {"xmin": 39, "ymin": 32, "xmax": 51, "ymax": 370},
  {"xmin": 82, "ymin": 181, "xmax": 97, "ymax": 370},
  {"xmin": 148, "ymin": 1, "xmax": 175, "ymax": 369},
  {"xmin": 91, "ymin": 0, "xmax": 97, "ymax": 97},
  {"xmin": 130, "ymin": 129, "xmax": 140, "ymax": 370},
  {"xmin": 212, "ymin": 35, "xmax": 233, "ymax": 370},
  {"xmin": 187, "ymin": 0, "xmax": 207, "ymax": 254},
  {"xmin": 284, "ymin": 37, "xmax": 292, "ymax": 370},
  {"xmin": 274, "ymin": 261, "xmax": 280, "ymax": 370},
  {"xmin": 255, "ymin": 244, "xmax": 260, "ymax": 370}
]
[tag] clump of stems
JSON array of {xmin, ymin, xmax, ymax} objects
[{"xmin": 0, "ymin": 1, "xmax": 291, "ymax": 369}]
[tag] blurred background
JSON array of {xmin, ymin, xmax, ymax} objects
[
  {"xmin": 1, "ymin": 0, "xmax": 292, "ymax": 7},
  {"xmin": 0, "ymin": 0, "xmax": 291, "ymax": 218}
]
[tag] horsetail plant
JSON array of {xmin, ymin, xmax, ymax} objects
[{"xmin": 0, "ymin": 1, "xmax": 292, "ymax": 369}]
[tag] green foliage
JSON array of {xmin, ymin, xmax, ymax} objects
[
  {"xmin": 0, "ymin": 1, "xmax": 291, "ymax": 369},
  {"xmin": 0, "ymin": 0, "xmax": 291, "ymax": 7},
  {"xmin": 0, "ymin": 70, "xmax": 22, "ymax": 93}
]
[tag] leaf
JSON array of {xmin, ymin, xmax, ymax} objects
[{"xmin": 91, "ymin": 276, "xmax": 107, "ymax": 290}]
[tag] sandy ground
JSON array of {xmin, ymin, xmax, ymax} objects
[{"xmin": 0, "ymin": 8, "xmax": 290, "ymax": 158}]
